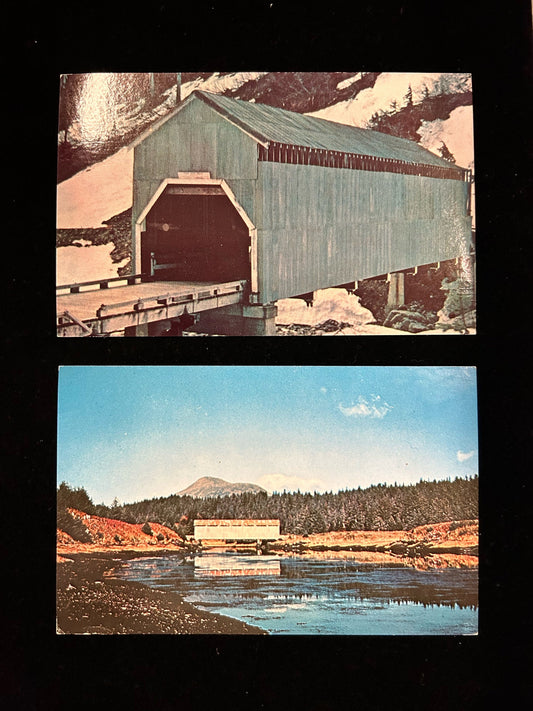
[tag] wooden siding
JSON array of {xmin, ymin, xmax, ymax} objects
[
  {"xmin": 132, "ymin": 100, "xmax": 258, "ymax": 236},
  {"xmin": 256, "ymin": 162, "xmax": 471, "ymax": 302},
  {"xmin": 133, "ymin": 94, "xmax": 472, "ymax": 305},
  {"xmin": 194, "ymin": 519, "xmax": 280, "ymax": 541}
]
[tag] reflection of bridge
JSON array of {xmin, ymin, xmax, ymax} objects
[{"xmin": 194, "ymin": 554, "xmax": 280, "ymax": 578}]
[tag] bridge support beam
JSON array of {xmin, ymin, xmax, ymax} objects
[
  {"xmin": 189, "ymin": 303, "xmax": 278, "ymax": 336},
  {"xmin": 124, "ymin": 323, "xmax": 150, "ymax": 337},
  {"xmin": 386, "ymin": 271, "xmax": 405, "ymax": 312}
]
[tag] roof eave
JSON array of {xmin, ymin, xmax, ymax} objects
[
  {"xmin": 130, "ymin": 90, "xmax": 270, "ymax": 150},
  {"xmin": 194, "ymin": 90, "xmax": 270, "ymax": 147},
  {"xmin": 129, "ymin": 92, "xmax": 199, "ymax": 149}
]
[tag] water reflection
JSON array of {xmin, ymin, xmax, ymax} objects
[
  {"xmin": 116, "ymin": 551, "xmax": 478, "ymax": 634},
  {"xmin": 194, "ymin": 553, "xmax": 280, "ymax": 577}
]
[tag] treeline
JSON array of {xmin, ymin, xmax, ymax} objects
[
  {"xmin": 367, "ymin": 86, "xmax": 472, "ymax": 144},
  {"xmin": 57, "ymin": 476, "xmax": 478, "ymax": 536}
]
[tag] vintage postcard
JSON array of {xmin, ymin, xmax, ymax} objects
[
  {"xmin": 57, "ymin": 365, "xmax": 478, "ymax": 634},
  {"xmin": 56, "ymin": 72, "xmax": 475, "ymax": 337}
]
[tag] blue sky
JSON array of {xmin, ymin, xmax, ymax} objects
[{"xmin": 57, "ymin": 366, "xmax": 478, "ymax": 505}]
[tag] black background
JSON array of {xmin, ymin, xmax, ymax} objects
[{"xmin": 6, "ymin": 1, "xmax": 532, "ymax": 707}]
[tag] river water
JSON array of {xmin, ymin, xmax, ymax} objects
[{"xmin": 115, "ymin": 551, "xmax": 478, "ymax": 635}]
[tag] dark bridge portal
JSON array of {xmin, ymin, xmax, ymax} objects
[{"xmin": 141, "ymin": 184, "xmax": 251, "ymax": 284}]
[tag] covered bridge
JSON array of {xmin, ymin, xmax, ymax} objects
[
  {"xmin": 194, "ymin": 519, "xmax": 280, "ymax": 544},
  {"xmin": 132, "ymin": 90, "xmax": 473, "ymax": 334}
]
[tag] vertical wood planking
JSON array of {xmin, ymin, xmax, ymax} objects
[
  {"xmin": 133, "ymin": 95, "xmax": 471, "ymax": 304},
  {"xmin": 258, "ymin": 159, "xmax": 471, "ymax": 302}
]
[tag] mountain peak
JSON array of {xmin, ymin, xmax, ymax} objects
[{"xmin": 177, "ymin": 476, "xmax": 266, "ymax": 498}]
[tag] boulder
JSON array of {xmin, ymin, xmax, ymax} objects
[{"xmin": 383, "ymin": 309, "xmax": 432, "ymax": 333}]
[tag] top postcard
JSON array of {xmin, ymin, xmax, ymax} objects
[{"xmin": 56, "ymin": 72, "xmax": 475, "ymax": 337}]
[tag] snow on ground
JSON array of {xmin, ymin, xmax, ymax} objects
[
  {"xmin": 418, "ymin": 105, "xmax": 476, "ymax": 225},
  {"xmin": 307, "ymin": 72, "xmax": 471, "ymax": 129},
  {"xmin": 180, "ymin": 71, "xmax": 269, "ymax": 100},
  {"xmin": 418, "ymin": 105, "xmax": 474, "ymax": 170},
  {"xmin": 276, "ymin": 287, "xmax": 473, "ymax": 335},
  {"xmin": 57, "ymin": 146, "xmax": 133, "ymax": 228},
  {"xmin": 57, "ymin": 243, "xmax": 129, "ymax": 284},
  {"xmin": 336, "ymin": 73, "xmax": 362, "ymax": 90},
  {"xmin": 276, "ymin": 288, "xmax": 375, "ymax": 326}
]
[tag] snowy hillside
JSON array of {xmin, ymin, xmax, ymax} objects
[
  {"xmin": 309, "ymin": 72, "xmax": 471, "ymax": 131},
  {"xmin": 57, "ymin": 71, "xmax": 474, "ymax": 231},
  {"xmin": 57, "ymin": 146, "xmax": 133, "ymax": 229},
  {"xmin": 418, "ymin": 105, "xmax": 474, "ymax": 171}
]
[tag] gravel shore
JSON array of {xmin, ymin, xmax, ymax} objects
[{"xmin": 56, "ymin": 552, "xmax": 267, "ymax": 635}]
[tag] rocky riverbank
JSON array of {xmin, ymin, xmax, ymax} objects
[{"xmin": 56, "ymin": 552, "xmax": 267, "ymax": 635}]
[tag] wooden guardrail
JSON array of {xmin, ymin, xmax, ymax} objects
[{"xmin": 56, "ymin": 273, "xmax": 145, "ymax": 294}]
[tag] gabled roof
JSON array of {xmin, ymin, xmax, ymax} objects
[{"xmin": 134, "ymin": 89, "xmax": 455, "ymax": 169}]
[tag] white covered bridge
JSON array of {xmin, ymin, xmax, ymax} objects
[{"xmin": 194, "ymin": 519, "xmax": 280, "ymax": 544}]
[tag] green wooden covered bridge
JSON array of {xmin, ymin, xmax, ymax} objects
[{"xmin": 130, "ymin": 89, "xmax": 473, "ymax": 334}]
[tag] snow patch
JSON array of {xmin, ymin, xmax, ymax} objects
[
  {"xmin": 418, "ymin": 105, "xmax": 475, "ymax": 225},
  {"xmin": 57, "ymin": 243, "xmax": 129, "ymax": 284},
  {"xmin": 180, "ymin": 72, "xmax": 269, "ymax": 100},
  {"xmin": 57, "ymin": 146, "xmax": 133, "ymax": 228},
  {"xmin": 276, "ymin": 288, "xmax": 374, "ymax": 326},
  {"xmin": 276, "ymin": 288, "xmax": 472, "ymax": 335},
  {"xmin": 307, "ymin": 72, "xmax": 471, "ymax": 128},
  {"xmin": 418, "ymin": 105, "xmax": 474, "ymax": 171},
  {"xmin": 336, "ymin": 73, "xmax": 362, "ymax": 90}
]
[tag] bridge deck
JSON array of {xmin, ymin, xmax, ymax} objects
[{"xmin": 57, "ymin": 280, "xmax": 247, "ymax": 336}]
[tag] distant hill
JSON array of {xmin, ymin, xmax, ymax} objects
[{"xmin": 177, "ymin": 476, "xmax": 266, "ymax": 498}]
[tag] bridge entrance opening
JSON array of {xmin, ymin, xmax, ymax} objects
[{"xmin": 141, "ymin": 184, "xmax": 251, "ymax": 285}]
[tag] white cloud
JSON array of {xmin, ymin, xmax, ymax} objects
[
  {"xmin": 457, "ymin": 450, "xmax": 476, "ymax": 462},
  {"xmin": 320, "ymin": 387, "xmax": 328, "ymax": 394},
  {"xmin": 339, "ymin": 395, "xmax": 392, "ymax": 419}
]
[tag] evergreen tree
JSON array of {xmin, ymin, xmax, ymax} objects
[
  {"xmin": 57, "ymin": 482, "xmax": 95, "ymax": 515},
  {"xmin": 438, "ymin": 141, "xmax": 456, "ymax": 163},
  {"xmin": 90, "ymin": 476, "xmax": 478, "ymax": 534}
]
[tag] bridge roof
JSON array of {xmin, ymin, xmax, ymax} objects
[{"xmin": 192, "ymin": 90, "xmax": 454, "ymax": 168}]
